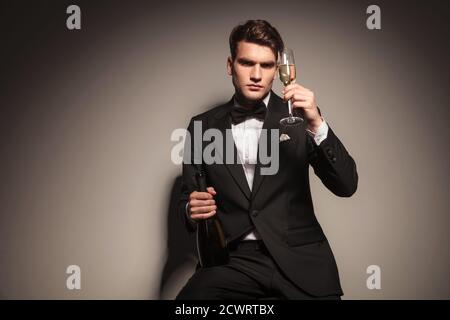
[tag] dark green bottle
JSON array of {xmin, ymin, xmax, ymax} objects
[{"xmin": 195, "ymin": 168, "xmax": 229, "ymax": 267}]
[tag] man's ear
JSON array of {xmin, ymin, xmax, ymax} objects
[
  {"xmin": 226, "ymin": 56, "xmax": 233, "ymax": 76},
  {"xmin": 273, "ymin": 65, "xmax": 279, "ymax": 80}
]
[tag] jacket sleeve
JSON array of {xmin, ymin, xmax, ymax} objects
[{"xmin": 307, "ymin": 124, "xmax": 358, "ymax": 197}]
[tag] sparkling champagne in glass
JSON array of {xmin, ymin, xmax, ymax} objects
[{"xmin": 279, "ymin": 48, "xmax": 303, "ymax": 126}]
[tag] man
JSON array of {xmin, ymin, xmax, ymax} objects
[{"xmin": 176, "ymin": 20, "xmax": 358, "ymax": 299}]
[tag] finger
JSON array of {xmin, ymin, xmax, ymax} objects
[
  {"xmin": 283, "ymin": 85, "xmax": 313, "ymax": 98},
  {"xmin": 283, "ymin": 83, "xmax": 300, "ymax": 92},
  {"xmin": 191, "ymin": 205, "xmax": 217, "ymax": 214},
  {"xmin": 282, "ymin": 85, "xmax": 294, "ymax": 97},
  {"xmin": 190, "ymin": 191, "xmax": 213, "ymax": 200},
  {"xmin": 282, "ymin": 89, "xmax": 294, "ymax": 101},
  {"xmin": 291, "ymin": 93, "xmax": 310, "ymax": 102},
  {"xmin": 206, "ymin": 187, "xmax": 217, "ymax": 195},
  {"xmin": 284, "ymin": 90, "xmax": 308, "ymax": 102},
  {"xmin": 191, "ymin": 210, "xmax": 217, "ymax": 220},
  {"xmin": 286, "ymin": 83, "xmax": 310, "ymax": 92},
  {"xmin": 283, "ymin": 89, "xmax": 311, "ymax": 102},
  {"xmin": 284, "ymin": 87, "xmax": 312, "ymax": 98},
  {"xmin": 190, "ymin": 199, "xmax": 216, "ymax": 207},
  {"xmin": 191, "ymin": 204, "xmax": 217, "ymax": 213},
  {"xmin": 292, "ymin": 101, "xmax": 311, "ymax": 109},
  {"xmin": 283, "ymin": 83, "xmax": 311, "ymax": 92}
]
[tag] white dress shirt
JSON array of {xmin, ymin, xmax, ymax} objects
[{"xmin": 187, "ymin": 92, "xmax": 330, "ymax": 241}]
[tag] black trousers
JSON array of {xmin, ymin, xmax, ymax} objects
[{"xmin": 176, "ymin": 240, "xmax": 341, "ymax": 300}]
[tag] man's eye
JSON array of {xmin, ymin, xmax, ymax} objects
[{"xmin": 261, "ymin": 64, "xmax": 275, "ymax": 68}]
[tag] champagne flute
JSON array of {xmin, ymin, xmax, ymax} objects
[{"xmin": 279, "ymin": 48, "xmax": 303, "ymax": 126}]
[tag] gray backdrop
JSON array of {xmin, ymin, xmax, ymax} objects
[{"xmin": 0, "ymin": 0, "xmax": 449, "ymax": 299}]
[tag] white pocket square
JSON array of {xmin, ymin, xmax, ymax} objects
[{"xmin": 279, "ymin": 133, "xmax": 291, "ymax": 142}]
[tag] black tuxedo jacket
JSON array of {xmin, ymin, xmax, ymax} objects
[{"xmin": 179, "ymin": 91, "xmax": 358, "ymax": 297}]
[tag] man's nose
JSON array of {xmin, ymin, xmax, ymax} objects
[{"xmin": 250, "ymin": 65, "xmax": 262, "ymax": 82}]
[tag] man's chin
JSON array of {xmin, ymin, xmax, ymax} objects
[{"xmin": 241, "ymin": 89, "xmax": 268, "ymax": 102}]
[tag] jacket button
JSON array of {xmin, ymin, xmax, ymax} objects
[
  {"xmin": 326, "ymin": 149, "xmax": 333, "ymax": 156},
  {"xmin": 251, "ymin": 210, "xmax": 259, "ymax": 217},
  {"xmin": 331, "ymin": 157, "xmax": 337, "ymax": 162}
]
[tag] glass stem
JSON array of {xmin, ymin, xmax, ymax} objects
[{"xmin": 288, "ymin": 98, "xmax": 293, "ymax": 117}]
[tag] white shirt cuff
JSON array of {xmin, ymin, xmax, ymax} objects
[{"xmin": 306, "ymin": 118, "xmax": 328, "ymax": 145}]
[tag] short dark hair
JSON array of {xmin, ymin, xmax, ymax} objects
[{"xmin": 229, "ymin": 20, "xmax": 284, "ymax": 61}]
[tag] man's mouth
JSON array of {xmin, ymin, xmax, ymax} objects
[{"xmin": 247, "ymin": 84, "xmax": 263, "ymax": 90}]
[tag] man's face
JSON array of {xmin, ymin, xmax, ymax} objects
[{"xmin": 227, "ymin": 41, "xmax": 278, "ymax": 104}]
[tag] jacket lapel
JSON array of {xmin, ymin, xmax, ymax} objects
[{"xmin": 211, "ymin": 98, "xmax": 252, "ymax": 200}]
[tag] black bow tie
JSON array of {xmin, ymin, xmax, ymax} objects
[{"xmin": 230, "ymin": 101, "xmax": 267, "ymax": 125}]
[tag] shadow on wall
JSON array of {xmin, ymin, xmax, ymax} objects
[{"xmin": 158, "ymin": 175, "xmax": 196, "ymax": 299}]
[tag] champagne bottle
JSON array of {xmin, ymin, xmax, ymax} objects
[{"xmin": 195, "ymin": 167, "xmax": 229, "ymax": 267}]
